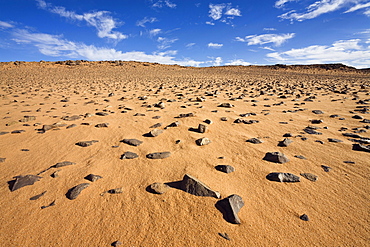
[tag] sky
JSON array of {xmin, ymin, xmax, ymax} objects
[{"xmin": 0, "ymin": 0, "xmax": 369, "ymax": 68}]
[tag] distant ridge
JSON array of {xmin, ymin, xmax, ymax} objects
[{"xmin": 1, "ymin": 60, "xmax": 369, "ymax": 72}]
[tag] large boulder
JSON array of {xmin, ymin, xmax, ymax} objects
[
  {"xmin": 181, "ymin": 174, "xmax": 220, "ymax": 198},
  {"xmin": 216, "ymin": 194, "xmax": 244, "ymax": 224}
]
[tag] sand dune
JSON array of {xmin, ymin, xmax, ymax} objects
[{"xmin": 0, "ymin": 61, "xmax": 369, "ymax": 246}]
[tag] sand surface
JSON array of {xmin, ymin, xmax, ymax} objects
[{"xmin": 0, "ymin": 61, "xmax": 369, "ymax": 246}]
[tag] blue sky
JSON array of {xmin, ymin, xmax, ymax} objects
[{"xmin": 0, "ymin": 0, "xmax": 369, "ymax": 68}]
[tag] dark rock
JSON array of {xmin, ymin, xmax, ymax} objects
[
  {"xmin": 0, "ymin": 158, "xmax": 6, "ymax": 162},
  {"xmin": 263, "ymin": 152, "xmax": 289, "ymax": 163},
  {"xmin": 198, "ymin": 124, "xmax": 207, "ymax": 133},
  {"xmin": 328, "ymin": 138, "xmax": 343, "ymax": 143},
  {"xmin": 361, "ymin": 119, "xmax": 370, "ymax": 123},
  {"xmin": 53, "ymin": 161, "xmax": 76, "ymax": 168},
  {"xmin": 304, "ymin": 128, "xmax": 322, "ymax": 135},
  {"xmin": 246, "ymin": 138, "xmax": 263, "ymax": 144},
  {"xmin": 343, "ymin": 161, "xmax": 355, "ymax": 164},
  {"xmin": 300, "ymin": 173, "xmax": 318, "ymax": 182},
  {"xmin": 342, "ymin": 133, "xmax": 362, "ymax": 138},
  {"xmin": 283, "ymin": 133, "xmax": 293, "ymax": 137},
  {"xmin": 294, "ymin": 155, "xmax": 307, "ymax": 160},
  {"xmin": 19, "ymin": 116, "xmax": 36, "ymax": 122},
  {"xmin": 167, "ymin": 121, "xmax": 180, "ymax": 127},
  {"xmin": 204, "ymin": 119, "xmax": 213, "ymax": 124},
  {"xmin": 76, "ymin": 140, "xmax": 98, "ymax": 147},
  {"xmin": 85, "ymin": 174, "xmax": 103, "ymax": 182},
  {"xmin": 10, "ymin": 175, "xmax": 42, "ymax": 191},
  {"xmin": 278, "ymin": 138, "xmax": 293, "ymax": 147},
  {"xmin": 181, "ymin": 174, "xmax": 220, "ymax": 198},
  {"xmin": 312, "ymin": 110, "xmax": 324, "ymax": 114},
  {"xmin": 61, "ymin": 115, "xmax": 81, "ymax": 121},
  {"xmin": 149, "ymin": 182, "xmax": 170, "ymax": 194},
  {"xmin": 218, "ymin": 233, "xmax": 231, "ymax": 241},
  {"xmin": 352, "ymin": 144, "xmax": 370, "ymax": 152},
  {"xmin": 178, "ymin": 113, "xmax": 194, "ymax": 118},
  {"xmin": 215, "ymin": 165, "xmax": 235, "ymax": 173},
  {"xmin": 50, "ymin": 170, "xmax": 60, "ymax": 178},
  {"xmin": 111, "ymin": 240, "xmax": 122, "ymax": 247},
  {"xmin": 30, "ymin": 191, "xmax": 47, "ymax": 200},
  {"xmin": 66, "ymin": 124, "xmax": 77, "ymax": 129},
  {"xmin": 122, "ymin": 139, "xmax": 143, "ymax": 146},
  {"xmin": 266, "ymin": 172, "xmax": 300, "ymax": 182},
  {"xmin": 311, "ymin": 119, "xmax": 323, "ymax": 124},
  {"xmin": 315, "ymin": 140, "xmax": 324, "ymax": 144},
  {"xmin": 120, "ymin": 151, "xmax": 139, "ymax": 159},
  {"xmin": 0, "ymin": 132, "xmax": 9, "ymax": 135},
  {"xmin": 149, "ymin": 129, "xmax": 164, "ymax": 137},
  {"xmin": 107, "ymin": 188, "xmax": 123, "ymax": 194},
  {"xmin": 150, "ymin": 123, "xmax": 162, "ymax": 128},
  {"xmin": 196, "ymin": 137, "xmax": 211, "ymax": 146},
  {"xmin": 221, "ymin": 117, "xmax": 228, "ymax": 121},
  {"xmin": 96, "ymin": 112, "xmax": 108, "ymax": 116},
  {"xmin": 321, "ymin": 165, "xmax": 332, "ymax": 172},
  {"xmin": 11, "ymin": 130, "xmax": 25, "ymax": 134},
  {"xmin": 66, "ymin": 183, "xmax": 90, "ymax": 200},
  {"xmin": 41, "ymin": 200, "xmax": 56, "ymax": 209},
  {"xmin": 95, "ymin": 123, "xmax": 109, "ymax": 128},
  {"xmin": 216, "ymin": 194, "xmax": 244, "ymax": 224},
  {"xmin": 352, "ymin": 115, "xmax": 363, "ymax": 119},
  {"xmin": 300, "ymin": 214, "xmax": 309, "ymax": 221},
  {"xmin": 146, "ymin": 152, "xmax": 171, "ymax": 159},
  {"xmin": 218, "ymin": 103, "xmax": 234, "ymax": 108}
]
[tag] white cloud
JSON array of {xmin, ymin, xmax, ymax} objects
[
  {"xmin": 157, "ymin": 36, "xmax": 178, "ymax": 49},
  {"xmin": 209, "ymin": 4, "xmax": 226, "ymax": 20},
  {"xmin": 212, "ymin": 57, "xmax": 223, "ymax": 66},
  {"xmin": 365, "ymin": 8, "xmax": 370, "ymax": 16},
  {"xmin": 275, "ymin": 0, "xmax": 296, "ymax": 8},
  {"xmin": 37, "ymin": 0, "xmax": 127, "ymax": 41},
  {"xmin": 0, "ymin": 21, "xmax": 14, "ymax": 29},
  {"xmin": 225, "ymin": 59, "xmax": 251, "ymax": 66},
  {"xmin": 225, "ymin": 8, "xmax": 242, "ymax": 16},
  {"xmin": 344, "ymin": 2, "xmax": 370, "ymax": 13},
  {"xmin": 11, "ymin": 28, "xmax": 203, "ymax": 66},
  {"xmin": 279, "ymin": 0, "xmax": 370, "ymax": 21},
  {"xmin": 186, "ymin": 43, "xmax": 196, "ymax": 48},
  {"xmin": 208, "ymin": 42, "xmax": 223, "ymax": 48},
  {"xmin": 266, "ymin": 39, "xmax": 370, "ymax": 68},
  {"xmin": 149, "ymin": 28, "xmax": 161, "ymax": 37},
  {"xmin": 206, "ymin": 21, "xmax": 215, "ymax": 25},
  {"xmin": 236, "ymin": 33, "xmax": 295, "ymax": 46},
  {"xmin": 136, "ymin": 17, "xmax": 157, "ymax": 27},
  {"xmin": 263, "ymin": 27, "xmax": 277, "ymax": 31},
  {"xmin": 152, "ymin": 0, "xmax": 176, "ymax": 8}
]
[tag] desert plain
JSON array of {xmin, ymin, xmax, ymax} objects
[{"xmin": 0, "ymin": 61, "xmax": 369, "ymax": 246}]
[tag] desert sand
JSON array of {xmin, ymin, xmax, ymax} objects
[{"xmin": 0, "ymin": 61, "xmax": 369, "ymax": 246}]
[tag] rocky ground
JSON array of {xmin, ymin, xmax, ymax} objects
[{"xmin": 0, "ymin": 61, "xmax": 369, "ymax": 246}]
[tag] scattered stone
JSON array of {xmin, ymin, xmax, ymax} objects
[
  {"xmin": 246, "ymin": 138, "xmax": 263, "ymax": 144},
  {"xmin": 263, "ymin": 152, "xmax": 289, "ymax": 164},
  {"xmin": 146, "ymin": 152, "xmax": 171, "ymax": 159},
  {"xmin": 294, "ymin": 155, "xmax": 307, "ymax": 160},
  {"xmin": 218, "ymin": 233, "xmax": 231, "ymax": 241},
  {"xmin": 0, "ymin": 158, "xmax": 6, "ymax": 162},
  {"xmin": 328, "ymin": 138, "xmax": 343, "ymax": 143},
  {"xmin": 198, "ymin": 124, "xmax": 207, "ymax": 133},
  {"xmin": 311, "ymin": 119, "xmax": 323, "ymax": 124},
  {"xmin": 54, "ymin": 161, "xmax": 76, "ymax": 168},
  {"xmin": 216, "ymin": 194, "xmax": 244, "ymax": 224},
  {"xmin": 343, "ymin": 160, "xmax": 355, "ymax": 164},
  {"xmin": 120, "ymin": 151, "xmax": 139, "ymax": 159},
  {"xmin": 150, "ymin": 123, "xmax": 162, "ymax": 128},
  {"xmin": 266, "ymin": 172, "xmax": 300, "ymax": 182},
  {"xmin": 204, "ymin": 119, "xmax": 212, "ymax": 124},
  {"xmin": 312, "ymin": 110, "xmax": 324, "ymax": 114},
  {"xmin": 300, "ymin": 173, "xmax": 318, "ymax": 182},
  {"xmin": 66, "ymin": 124, "xmax": 77, "ymax": 129},
  {"xmin": 0, "ymin": 132, "xmax": 9, "ymax": 135},
  {"xmin": 352, "ymin": 143, "xmax": 370, "ymax": 152},
  {"xmin": 19, "ymin": 116, "xmax": 36, "ymax": 122},
  {"xmin": 352, "ymin": 115, "xmax": 363, "ymax": 119},
  {"xmin": 95, "ymin": 123, "xmax": 109, "ymax": 128},
  {"xmin": 300, "ymin": 214, "xmax": 309, "ymax": 221},
  {"xmin": 66, "ymin": 183, "xmax": 90, "ymax": 200},
  {"xmin": 10, "ymin": 175, "xmax": 42, "ymax": 191},
  {"xmin": 283, "ymin": 133, "xmax": 293, "ymax": 137},
  {"xmin": 321, "ymin": 165, "xmax": 332, "ymax": 172},
  {"xmin": 107, "ymin": 188, "xmax": 123, "ymax": 194},
  {"xmin": 167, "ymin": 121, "xmax": 180, "ymax": 127},
  {"xmin": 61, "ymin": 115, "xmax": 81, "ymax": 121},
  {"xmin": 178, "ymin": 113, "xmax": 194, "ymax": 118},
  {"xmin": 149, "ymin": 182, "xmax": 170, "ymax": 194},
  {"xmin": 175, "ymin": 140, "xmax": 181, "ymax": 144},
  {"xmin": 215, "ymin": 165, "xmax": 235, "ymax": 173},
  {"xmin": 304, "ymin": 128, "xmax": 322, "ymax": 135},
  {"xmin": 76, "ymin": 140, "xmax": 98, "ymax": 147},
  {"xmin": 218, "ymin": 103, "xmax": 234, "ymax": 108},
  {"xmin": 342, "ymin": 133, "xmax": 362, "ymax": 138},
  {"xmin": 149, "ymin": 129, "xmax": 164, "ymax": 137},
  {"xmin": 30, "ymin": 191, "xmax": 46, "ymax": 200},
  {"xmin": 96, "ymin": 112, "xmax": 108, "ymax": 116},
  {"xmin": 41, "ymin": 200, "xmax": 56, "ymax": 209},
  {"xmin": 196, "ymin": 137, "xmax": 211, "ymax": 146},
  {"xmin": 278, "ymin": 138, "xmax": 293, "ymax": 147},
  {"xmin": 315, "ymin": 140, "xmax": 324, "ymax": 144},
  {"xmin": 111, "ymin": 241, "xmax": 122, "ymax": 247},
  {"xmin": 11, "ymin": 130, "xmax": 25, "ymax": 134},
  {"xmin": 181, "ymin": 174, "xmax": 220, "ymax": 198},
  {"xmin": 50, "ymin": 170, "xmax": 60, "ymax": 178},
  {"xmin": 122, "ymin": 139, "xmax": 143, "ymax": 146},
  {"xmin": 85, "ymin": 174, "xmax": 103, "ymax": 182},
  {"xmin": 220, "ymin": 117, "xmax": 228, "ymax": 121}
]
